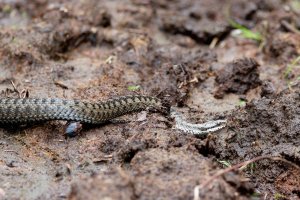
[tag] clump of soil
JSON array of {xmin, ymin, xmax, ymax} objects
[
  {"xmin": 159, "ymin": 0, "xmax": 231, "ymax": 44},
  {"xmin": 275, "ymin": 169, "xmax": 300, "ymax": 196},
  {"xmin": 215, "ymin": 84, "xmax": 300, "ymax": 161},
  {"xmin": 214, "ymin": 58, "xmax": 262, "ymax": 98},
  {"xmin": 69, "ymin": 148, "xmax": 254, "ymax": 200},
  {"xmin": 212, "ymin": 83, "xmax": 300, "ymax": 197}
]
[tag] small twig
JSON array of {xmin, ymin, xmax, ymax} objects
[
  {"xmin": 92, "ymin": 154, "xmax": 113, "ymax": 163},
  {"xmin": 20, "ymin": 89, "xmax": 29, "ymax": 98},
  {"xmin": 209, "ymin": 37, "xmax": 219, "ymax": 49},
  {"xmin": 4, "ymin": 150, "xmax": 18, "ymax": 154},
  {"xmin": 193, "ymin": 156, "xmax": 300, "ymax": 200},
  {"xmin": 10, "ymin": 80, "xmax": 21, "ymax": 97},
  {"xmin": 281, "ymin": 20, "xmax": 300, "ymax": 35},
  {"xmin": 54, "ymin": 80, "xmax": 69, "ymax": 89},
  {"xmin": 9, "ymin": 80, "xmax": 29, "ymax": 98}
]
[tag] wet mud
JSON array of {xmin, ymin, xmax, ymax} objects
[{"xmin": 0, "ymin": 0, "xmax": 299, "ymax": 199}]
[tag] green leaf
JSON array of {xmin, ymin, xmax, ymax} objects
[
  {"xmin": 284, "ymin": 56, "xmax": 300, "ymax": 79},
  {"xmin": 229, "ymin": 20, "xmax": 262, "ymax": 41},
  {"xmin": 127, "ymin": 85, "xmax": 140, "ymax": 91},
  {"xmin": 238, "ymin": 100, "xmax": 246, "ymax": 107},
  {"xmin": 217, "ymin": 160, "xmax": 232, "ymax": 167},
  {"xmin": 274, "ymin": 193, "xmax": 287, "ymax": 200}
]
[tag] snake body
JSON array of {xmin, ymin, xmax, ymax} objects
[{"xmin": 0, "ymin": 95, "xmax": 162, "ymax": 124}]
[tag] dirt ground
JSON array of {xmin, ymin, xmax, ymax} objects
[{"xmin": 0, "ymin": 0, "xmax": 300, "ymax": 199}]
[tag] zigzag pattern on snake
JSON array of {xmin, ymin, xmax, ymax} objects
[{"xmin": 0, "ymin": 95, "xmax": 162, "ymax": 124}]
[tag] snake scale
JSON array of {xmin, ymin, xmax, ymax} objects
[{"xmin": 0, "ymin": 95, "xmax": 162, "ymax": 124}]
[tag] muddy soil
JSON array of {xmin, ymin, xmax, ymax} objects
[{"xmin": 0, "ymin": 0, "xmax": 299, "ymax": 200}]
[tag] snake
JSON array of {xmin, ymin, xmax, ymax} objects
[
  {"xmin": 0, "ymin": 95, "xmax": 227, "ymax": 137},
  {"xmin": 0, "ymin": 95, "xmax": 162, "ymax": 124}
]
